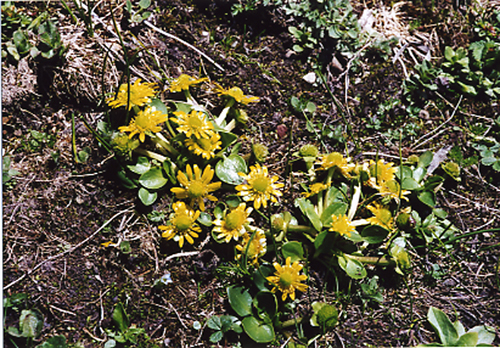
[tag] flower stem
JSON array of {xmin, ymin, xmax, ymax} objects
[
  {"xmin": 344, "ymin": 253, "xmax": 395, "ymax": 266},
  {"xmin": 276, "ymin": 316, "xmax": 304, "ymax": 330},
  {"xmin": 134, "ymin": 148, "xmax": 167, "ymax": 163},
  {"xmin": 287, "ymin": 224, "xmax": 318, "ymax": 237},
  {"xmin": 215, "ymin": 99, "xmax": 235, "ymax": 126},
  {"xmin": 153, "ymin": 132, "xmax": 179, "ymax": 156}
]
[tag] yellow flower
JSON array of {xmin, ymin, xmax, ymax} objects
[
  {"xmin": 301, "ymin": 182, "xmax": 330, "ymax": 198},
  {"xmin": 315, "ymin": 152, "xmax": 355, "ymax": 176},
  {"xmin": 184, "ymin": 133, "xmax": 222, "ymax": 159},
  {"xmin": 169, "ymin": 74, "xmax": 208, "ymax": 92},
  {"xmin": 214, "ymin": 83, "xmax": 260, "ymax": 105},
  {"xmin": 171, "ymin": 164, "xmax": 221, "ymax": 211},
  {"xmin": 366, "ymin": 203, "xmax": 394, "ymax": 230},
  {"xmin": 236, "ymin": 164, "xmax": 284, "ymax": 210},
  {"xmin": 378, "ymin": 180, "xmax": 410, "ymax": 202},
  {"xmin": 235, "ymin": 227, "xmax": 267, "ymax": 264},
  {"xmin": 369, "ymin": 159, "xmax": 398, "ymax": 185},
  {"xmin": 329, "ymin": 214, "xmax": 356, "ymax": 237},
  {"xmin": 266, "ymin": 257, "xmax": 308, "ymax": 301},
  {"xmin": 171, "ymin": 110, "xmax": 215, "ymax": 139},
  {"xmin": 159, "ymin": 201, "xmax": 201, "ymax": 248},
  {"xmin": 107, "ymin": 79, "xmax": 157, "ymax": 110},
  {"xmin": 213, "ymin": 203, "xmax": 253, "ymax": 243},
  {"xmin": 118, "ymin": 106, "xmax": 168, "ymax": 142}
]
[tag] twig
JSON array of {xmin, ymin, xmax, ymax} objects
[
  {"xmin": 412, "ymin": 95, "xmax": 462, "ymax": 150},
  {"xmin": 143, "ymin": 20, "xmax": 224, "ymax": 72},
  {"xmin": 165, "ymin": 251, "xmax": 199, "ymax": 262},
  {"xmin": 4, "ymin": 207, "xmax": 134, "ymax": 290}
]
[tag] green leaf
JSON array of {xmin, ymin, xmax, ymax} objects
[
  {"xmin": 209, "ymin": 331, "xmax": 223, "ymax": 343},
  {"xmin": 455, "ymin": 332, "xmax": 478, "ymax": 347},
  {"xmin": 149, "ymin": 98, "xmax": 168, "ymax": 117},
  {"xmin": 117, "ymin": 169, "xmax": 137, "ymax": 189},
  {"xmin": 281, "ymin": 241, "xmax": 305, "ymax": 262},
  {"xmin": 320, "ymin": 202, "xmax": 347, "ymax": 226},
  {"xmin": 241, "ymin": 316, "xmax": 275, "ymax": 343},
  {"xmin": 253, "ymin": 291, "xmax": 277, "ymax": 321},
  {"xmin": 215, "ymin": 155, "xmax": 247, "ymax": 185},
  {"xmin": 253, "ymin": 264, "xmax": 274, "ymax": 292},
  {"xmin": 227, "ymin": 285, "xmax": 252, "ymax": 317},
  {"xmin": 128, "ymin": 157, "xmax": 151, "ymax": 174},
  {"xmin": 295, "ymin": 198, "xmax": 322, "ymax": 231},
  {"xmin": 360, "ymin": 225, "xmax": 389, "ymax": 244},
  {"xmin": 112, "ymin": 303, "xmax": 130, "ymax": 333},
  {"xmin": 197, "ymin": 212, "xmax": 212, "ymax": 227},
  {"xmin": 338, "ymin": 256, "xmax": 367, "ymax": 279},
  {"xmin": 419, "ymin": 151, "xmax": 434, "ymax": 168},
  {"xmin": 139, "ymin": 167, "xmax": 167, "ymax": 190},
  {"xmin": 13, "ymin": 29, "xmax": 30, "ymax": 55},
  {"xmin": 418, "ymin": 190, "xmax": 436, "ymax": 207},
  {"xmin": 35, "ymin": 335, "xmax": 68, "ymax": 348},
  {"xmin": 19, "ymin": 309, "xmax": 43, "ymax": 338},
  {"xmin": 402, "ymin": 177, "xmax": 421, "ymax": 190},
  {"xmin": 314, "ymin": 231, "xmax": 336, "ymax": 257},
  {"xmin": 207, "ymin": 316, "xmax": 222, "ymax": 330},
  {"xmin": 138, "ymin": 187, "xmax": 157, "ymax": 206},
  {"xmin": 469, "ymin": 325, "xmax": 496, "ymax": 345},
  {"xmin": 220, "ymin": 315, "xmax": 242, "ymax": 333},
  {"xmin": 427, "ymin": 307, "xmax": 458, "ymax": 346},
  {"xmin": 138, "ymin": 0, "xmax": 151, "ymax": 8}
]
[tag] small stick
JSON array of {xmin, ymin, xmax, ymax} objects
[
  {"xmin": 4, "ymin": 207, "xmax": 134, "ymax": 291},
  {"xmin": 143, "ymin": 20, "xmax": 224, "ymax": 72}
]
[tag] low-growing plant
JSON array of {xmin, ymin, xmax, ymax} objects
[
  {"xmin": 418, "ymin": 306, "xmax": 496, "ymax": 347},
  {"xmin": 104, "ymin": 302, "xmax": 154, "ymax": 347}
]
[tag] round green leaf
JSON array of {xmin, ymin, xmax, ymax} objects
[
  {"xmin": 19, "ymin": 309, "xmax": 43, "ymax": 338},
  {"xmin": 252, "ymin": 264, "xmax": 274, "ymax": 292},
  {"xmin": 215, "ymin": 155, "xmax": 247, "ymax": 185},
  {"xmin": 139, "ymin": 167, "xmax": 168, "ymax": 190},
  {"xmin": 418, "ymin": 190, "xmax": 436, "ymax": 207},
  {"xmin": 338, "ymin": 256, "xmax": 367, "ymax": 280},
  {"xmin": 281, "ymin": 241, "xmax": 305, "ymax": 262},
  {"xmin": 197, "ymin": 212, "xmax": 212, "ymax": 227},
  {"xmin": 360, "ymin": 225, "xmax": 389, "ymax": 244},
  {"xmin": 241, "ymin": 316, "xmax": 275, "ymax": 343},
  {"xmin": 209, "ymin": 331, "xmax": 223, "ymax": 343},
  {"xmin": 138, "ymin": 187, "xmax": 157, "ymax": 206},
  {"xmin": 127, "ymin": 157, "xmax": 151, "ymax": 175},
  {"xmin": 227, "ymin": 285, "xmax": 252, "ymax": 317}
]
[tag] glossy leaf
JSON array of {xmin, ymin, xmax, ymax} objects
[
  {"xmin": 139, "ymin": 167, "xmax": 168, "ymax": 190},
  {"xmin": 138, "ymin": 187, "xmax": 156, "ymax": 206},
  {"xmin": 338, "ymin": 256, "xmax": 367, "ymax": 279},
  {"xmin": 320, "ymin": 202, "xmax": 348, "ymax": 226},
  {"xmin": 360, "ymin": 225, "xmax": 389, "ymax": 244},
  {"xmin": 35, "ymin": 335, "xmax": 68, "ymax": 348},
  {"xmin": 418, "ymin": 190, "xmax": 436, "ymax": 207},
  {"xmin": 113, "ymin": 303, "xmax": 130, "ymax": 333},
  {"xmin": 216, "ymin": 155, "xmax": 247, "ymax": 185},
  {"xmin": 19, "ymin": 309, "xmax": 43, "ymax": 338},
  {"xmin": 241, "ymin": 316, "xmax": 275, "ymax": 343},
  {"xmin": 281, "ymin": 241, "xmax": 305, "ymax": 262},
  {"xmin": 227, "ymin": 285, "xmax": 252, "ymax": 317},
  {"xmin": 128, "ymin": 157, "xmax": 151, "ymax": 175},
  {"xmin": 427, "ymin": 307, "xmax": 458, "ymax": 346},
  {"xmin": 295, "ymin": 197, "xmax": 322, "ymax": 231},
  {"xmin": 469, "ymin": 325, "xmax": 496, "ymax": 345},
  {"xmin": 253, "ymin": 264, "xmax": 274, "ymax": 292}
]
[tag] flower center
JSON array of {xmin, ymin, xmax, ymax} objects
[
  {"xmin": 278, "ymin": 272, "xmax": 293, "ymax": 288},
  {"xmin": 175, "ymin": 215, "xmax": 192, "ymax": 231},
  {"xmin": 134, "ymin": 113, "xmax": 150, "ymax": 129},
  {"xmin": 188, "ymin": 115, "xmax": 203, "ymax": 129},
  {"xmin": 225, "ymin": 211, "xmax": 245, "ymax": 231},
  {"xmin": 187, "ymin": 181, "xmax": 205, "ymax": 198},
  {"xmin": 252, "ymin": 176, "xmax": 269, "ymax": 193}
]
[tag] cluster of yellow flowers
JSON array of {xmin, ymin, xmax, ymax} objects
[
  {"xmin": 302, "ymin": 151, "xmax": 410, "ymax": 238},
  {"xmin": 106, "ymin": 74, "xmax": 311, "ymax": 301}
]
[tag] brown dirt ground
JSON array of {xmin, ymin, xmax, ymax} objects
[{"xmin": 2, "ymin": 1, "xmax": 500, "ymax": 347}]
